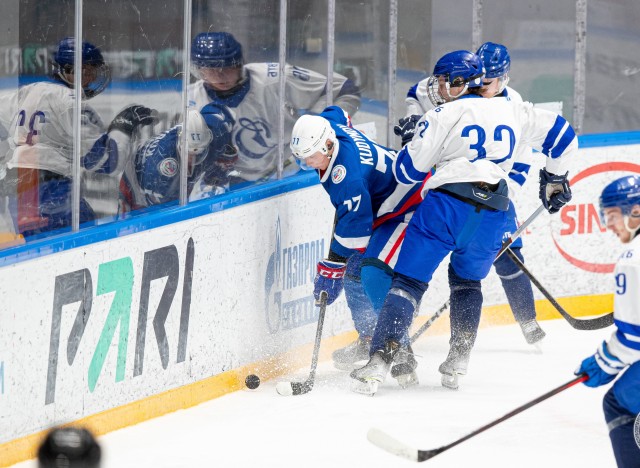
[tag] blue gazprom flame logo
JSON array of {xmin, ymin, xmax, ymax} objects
[
  {"xmin": 236, "ymin": 117, "xmax": 277, "ymax": 160},
  {"xmin": 264, "ymin": 217, "xmax": 326, "ymax": 334}
]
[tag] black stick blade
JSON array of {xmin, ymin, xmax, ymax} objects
[{"xmin": 275, "ymin": 379, "xmax": 313, "ymax": 396}]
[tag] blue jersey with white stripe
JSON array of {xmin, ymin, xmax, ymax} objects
[{"xmin": 317, "ymin": 106, "xmax": 424, "ymax": 258}]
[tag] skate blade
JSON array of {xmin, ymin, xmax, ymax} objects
[
  {"xmin": 333, "ymin": 359, "xmax": 368, "ymax": 372},
  {"xmin": 350, "ymin": 379, "xmax": 379, "ymax": 396},
  {"xmin": 440, "ymin": 373, "xmax": 459, "ymax": 390},
  {"xmin": 395, "ymin": 372, "xmax": 419, "ymax": 389}
]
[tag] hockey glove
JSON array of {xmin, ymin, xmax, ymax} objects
[
  {"xmin": 108, "ymin": 105, "xmax": 158, "ymax": 137},
  {"xmin": 539, "ymin": 168, "xmax": 572, "ymax": 214},
  {"xmin": 313, "ymin": 260, "xmax": 346, "ymax": 306},
  {"xmin": 393, "ymin": 114, "xmax": 421, "ymax": 146},
  {"xmin": 576, "ymin": 341, "xmax": 626, "ymax": 388}
]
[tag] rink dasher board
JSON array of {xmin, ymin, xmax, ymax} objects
[{"xmin": 0, "ymin": 137, "xmax": 638, "ymax": 453}]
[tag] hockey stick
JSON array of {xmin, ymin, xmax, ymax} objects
[
  {"xmin": 367, "ymin": 373, "xmax": 588, "ymax": 462},
  {"xmin": 505, "ymin": 248, "xmax": 614, "ymax": 330},
  {"xmin": 276, "ymin": 292, "xmax": 328, "ymax": 396},
  {"xmin": 409, "ymin": 301, "xmax": 449, "ymax": 344},
  {"xmin": 408, "ymin": 204, "xmax": 546, "ymax": 345}
]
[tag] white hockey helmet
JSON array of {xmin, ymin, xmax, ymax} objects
[
  {"xmin": 290, "ymin": 115, "xmax": 336, "ymax": 159},
  {"xmin": 181, "ymin": 109, "xmax": 214, "ymax": 157}
]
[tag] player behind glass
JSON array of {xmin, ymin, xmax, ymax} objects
[
  {"xmin": 393, "ymin": 42, "xmax": 545, "ymax": 351},
  {"xmin": 290, "ymin": 105, "xmax": 428, "ymax": 388},
  {"xmin": 575, "ymin": 175, "xmax": 640, "ymax": 468},
  {"xmin": 119, "ymin": 105, "xmax": 237, "ymax": 212},
  {"xmin": 4, "ymin": 37, "xmax": 156, "ymax": 235},
  {"xmin": 188, "ymin": 32, "xmax": 361, "ymax": 185},
  {"xmin": 350, "ymin": 50, "xmax": 575, "ymax": 395}
]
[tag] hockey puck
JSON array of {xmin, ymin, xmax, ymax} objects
[{"xmin": 245, "ymin": 374, "xmax": 260, "ymax": 390}]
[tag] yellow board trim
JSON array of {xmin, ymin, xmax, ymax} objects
[{"xmin": 0, "ymin": 293, "xmax": 613, "ymax": 467}]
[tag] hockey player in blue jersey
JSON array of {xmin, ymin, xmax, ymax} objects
[
  {"xmin": 189, "ymin": 32, "xmax": 360, "ymax": 185},
  {"xmin": 290, "ymin": 105, "xmax": 427, "ymax": 387},
  {"xmin": 351, "ymin": 50, "xmax": 576, "ymax": 395},
  {"xmin": 119, "ymin": 105, "xmax": 237, "ymax": 211},
  {"xmin": 395, "ymin": 42, "xmax": 545, "ymax": 348},
  {"xmin": 576, "ymin": 175, "xmax": 640, "ymax": 468}
]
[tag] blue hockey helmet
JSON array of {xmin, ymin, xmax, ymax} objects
[
  {"xmin": 427, "ymin": 50, "xmax": 484, "ymax": 106},
  {"xmin": 476, "ymin": 42, "xmax": 511, "ymax": 79},
  {"xmin": 432, "ymin": 50, "xmax": 485, "ymax": 88},
  {"xmin": 599, "ymin": 175, "xmax": 640, "ymax": 221},
  {"xmin": 191, "ymin": 32, "xmax": 244, "ymax": 69},
  {"xmin": 52, "ymin": 37, "xmax": 111, "ymax": 98}
]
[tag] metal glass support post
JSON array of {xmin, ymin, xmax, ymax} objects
[
  {"xmin": 71, "ymin": 0, "xmax": 83, "ymax": 231},
  {"xmin": 179, "ymin": 0, "xmax": 193, "ymax": 206},
  {"xmin": 387, "ymin": 0, "xmax": 398, "ymax": 146}
]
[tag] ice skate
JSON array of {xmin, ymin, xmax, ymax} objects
[
  {"xmin": 519, "ymin": 319, "xmax": 546, "ymax": 345},
  {"xmin": 439, "ymin": 333, "xmax": 474, "ymax": 390},
  {"xmin": 350, "ymin": 341, "xmax": 399, "ymax": 395},
  {"xmin": 332, "ymin": 336, "xmax": 371, "ymax": 371},
  {"xmin": 390, "ymin": 345, "xmax": 419, "ymax": 389}
]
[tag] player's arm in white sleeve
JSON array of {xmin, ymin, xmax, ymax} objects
[
  {"xmin": 404, "ymin": 78, "xmax": 433, "ymax": 117},
  {"xmin": 394, "ymin": 111, "xmax": 446, "ymax": 185},
  {"xmin": 606, "ymin": 251, "xmax": 640, "ymax": 365},
  {"xmin": 284, "ymin": 64, "xmax": 360, "ymax": 117},
  {"xmin": 517, "ymin": 103, "xmax": 578, "ymax": 175}
]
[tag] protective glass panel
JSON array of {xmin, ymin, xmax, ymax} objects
[
  {"xmin": 584, "ymin": 0, "xmax": 640, "ymax": 133},
  {"xmin": 335, "ymin": 0, "xmax": 389, "ymax": 145},
  {"xmin": 1, "ymin": 1, "xmax": 83, "ymax": 243},
  {"xmin": 287, "ymin": 0, "xmax": 331, "ymax": 178},
  {"xmin": 88, "ymin": 1, "xmax": 185, "ymax": 217},
  {"xmin": 189, "ymin": 0, "xmax": 284, "ymax": 192},
  {"xmin": 394, "ymin": 1, "xmax": 434, "ymax": 147},
  {"xmin": 483, "ymin": 1, "xmax": 576, "ymax": 120},
  {"xmin": 0, "ymin": 1, "xmax": 20, "ymax": 250},
  {"xmin": 430, "ymin": 0, "xmax": 473, "ymax": 69}
]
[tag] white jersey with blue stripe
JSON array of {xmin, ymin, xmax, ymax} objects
[
  {"xmin": 189, "ymin": 63, "xmax": 360, "ymax": 182},
  {"xmin": 317, "ymin": 106, "xmax": 424, "ymax": 258},
  {"xmin": 396, "ymin": 94, "xmax": 577, "ymax": 198},
  {"xmin": 608, "ymin": 235, "xmax": 640, "ymax": 365},
  {"xmin": 404, "ymin": 82, "xmax": 534, "ymax": 195}
]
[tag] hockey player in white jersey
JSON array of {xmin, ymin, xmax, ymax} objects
[
  {"xmin": 393, "ymin": 42, "xmax": 546, "ymax": 354},
  {"xmin": 576, "ymin": 175, "xmax": 640, "ymax": 468},
  {"xmin": 351, "ymin": 50, "xmax": 576, "ymax": 394},
  {"xmin": 188, "ymin": 32, "xmax": 361, "ymax": 185},
  {"xmin": 4, "ymin": 37, "xmax": 156, "ymax": 235},
  {"xmin": 119, "ymin": 105, "xmax": 237, "ymax": 211}
]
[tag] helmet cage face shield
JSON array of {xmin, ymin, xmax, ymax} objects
[
  {"xmin": 599, "ymin": 175, "xmax": 640, "ymax": 240},
  {"xmin": 52, "ymin": 38, "xmax": 111, "ymax": 99}
]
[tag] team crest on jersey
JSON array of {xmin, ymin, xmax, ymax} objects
[
  {"xmin": 331, "ymin": 165, "xmax": 347, "ymax": 184},
  {"xmin": 158, "ymin": 158, "xmax": 179, "ymax": 178}
]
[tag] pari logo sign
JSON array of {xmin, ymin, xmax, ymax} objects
[
  {"xmin": 552, "ymin": 162, "xmax": 640, "ymax": 273},
  {"xmin": 264, "ymin": 217, "xmax": 325, "ymax": 333},
  {"xmin": 45, "ymin": 239, "xmax": 194, "ymax": 405}
]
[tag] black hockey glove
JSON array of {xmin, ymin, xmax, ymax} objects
[
  {"xmin": 108, "ymin": 105, "xmax": 158, "ymax": 137},
  {"xmin": 393, "ymin": 114, "xmax": 421, "ymax": 146},
  {"xmin": 539, "ymin": 168, "xmax": 572, "ymax": 214}
]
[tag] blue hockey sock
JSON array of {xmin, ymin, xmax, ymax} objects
[
  {"xmin": 370, "ymin": 273, "xmax": 428, "ymax": 353},
  {"xmin": 448, "ymin": 264, "xmax": 482, "ymax": 340},
  {"xmin": 494, "ymin": 248, "xmax": 536, "ymax": 323},
  {"xmin": 344, "ymin": 276, "xmax": 376, "ymax": 337},
  {"xmin": 603, "ymin": 388, "xmax": 640, "ymax": 467}
]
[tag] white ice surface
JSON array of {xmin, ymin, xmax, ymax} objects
[{"xmin": 13, "ymin": 320, "xmax": 616, "ymax": 467}]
